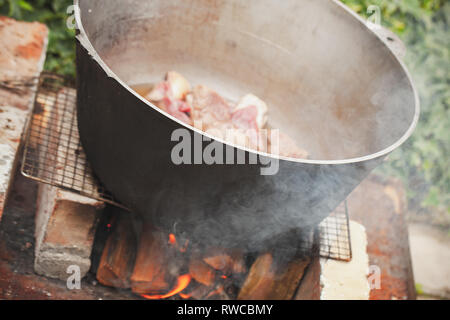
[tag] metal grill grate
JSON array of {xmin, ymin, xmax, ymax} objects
[
  {"xmin": 21, "ymin": 72, "xmax": 352, "ymax": 262},
  {"xmin": 21, "ymin": 73, "xmax": 122, "ymax": 207},
  {"xmin": 318, "ymin": 201, "xmax": 352, "ymax": 261}
]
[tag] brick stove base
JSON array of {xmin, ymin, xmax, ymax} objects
[
  {"xmin": 0, "ymin": 167, "xmax": 415, "ymax": 300},
  {"xmin": 34, "ymin": 184, "xmax": 103, "ymax": 281}
]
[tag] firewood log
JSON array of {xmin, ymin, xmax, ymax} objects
[
  {"xmin": 96, "ymin": 214, "xmax": 137, "ymax": 289},
  {"xmin": 294, "ymin": 256, "xmax": 321, "ymax": 300},
  {"xmin": 205, "ymin": 285, "xmax": 230, "ymax": 300},
  {"xmin": 189, "ymin": 258, "xmax": 216, "ymax": 287},
  {"xmin": 238, "ymin": 253, "xmax": 311, "ymax": 300},
  {"xmin": 183, "ymin": 283, "xmax": 212, "ymax": 300},
  {"xmin": 203, "ymin": 248, "xmax": 247, "ymax": 274},
  {"xmin": 130, "ymin": 226, "xmax": 171, "ymax": 294}
]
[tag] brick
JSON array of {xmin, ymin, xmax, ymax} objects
[
  {"xmin": 320, "ymin": 220, "xmax": 370, "ymax": 300},
  {"xmin": 0, "ymin": 144, "xmax": 15, "ymax": 219},
  {"xmin": 34, "ymin": 184, "xmax": 104, "ymax": 281},
  {"xmin": 0, "ymin": 17, "xmax": 48, "ymax": 222},
  {"xmin": 0, "ymin": 16, "xmax": 48, "ymax": 110},
  {"xmin": 348, "ymin": 175, "xmax": 416, "ymax": 300}
]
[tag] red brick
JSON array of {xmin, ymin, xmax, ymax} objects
[
  {"xmin": 0, "ymin": 17, "xmax": 48, "ymax": 222},
  {"xmin": 34, "ymin": 184, "xmax": 104, "ymax": 281}
]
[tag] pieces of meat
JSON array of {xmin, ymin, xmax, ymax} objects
[
  {"xmin": 146, "ymin": 81, "xmax": 170, "ymax": 102},
  {"xmin": 142, "ymin": 71, "xmax": 308, "ymax": 159},
  {"xmin": 229, "ymin": 94, "xmax": 268, "ymax": 151},
  {"xmin": 145, "ymin": 72, "xmax": 192, "ymax": 125},
  {"xmin": 166, "ymin": 71, "xmax": 191, "ymax": 100},
  {"xmin": 233, "ymin": 94, "xmax": 268, "ymax": 130},
  {"xmin": 189, "ymin": 86, "xmax": 269, "ymax": 151},
  {"xmin": 231, "ymin": 105, "xmax": 259, "ymax": 131},
  {"xmin": 157, "ymin": 96, "xmax": 193, "ymax": 125},
  {"xmin": 147, "ymin": 71, "xmax": 191, "ymax": 102},
  {"xmin": 190, "ymin": 85, "xmax": 234, "ymax": 132}
]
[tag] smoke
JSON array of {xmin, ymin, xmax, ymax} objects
[
  {"xmin": 79, "ymin": 0, "xmax": 420, "ymax": 254},
  {"xmin": 143, "ymin": 150, "xmax": 377, "ymax": 253}
]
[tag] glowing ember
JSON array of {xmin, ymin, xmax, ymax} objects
[
  {"xmin": 221, "ymin": 275, "xmax": 227, "ymax": 279},
  {"xmin": 168, "ymin": 233, "xmax": 177, "ymax": 245},
  {"xmin": 141, "ymin": 274, "xmax": 191, "ymax": 300},
  {"xmin": 106, "ymin": 223, "xmax": 112, "ymax": 229}
]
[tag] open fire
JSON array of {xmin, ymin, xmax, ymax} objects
[
  {"xmin": 94, "ymin": 209, "xmax": 315, "ymax": 300},
  {"xmin": 141, "ymin": 274, "xmax": 191, "ymax": 300}
]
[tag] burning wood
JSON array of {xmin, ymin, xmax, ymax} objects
[
  {"xmin": 141, "ymin": 274, "xmax": 191, "ymax": 300},
  {"xmin": 205, "ymin": 285, "xmax": 230, "ymax": 300},
  {"xmin": 96, "ymin": 214, "xmax": 137, "ymax": 289},
  {"xmin": 130, "ymin": 225, "xmax": 171, "ymax": 294},
  {"xmin": 294, "ymin": 256, "xmax": 322, "ymax": 300},
  {"xmin": 93, "ymin": 215, "xmax": 314, "ymax": 300},
  {"xmin": 237, "ymin": 253, "xmax": 274, "ymax": 300},
  {"xmin": 203, "ymin": 248, "xmax": 247, "ymax": 275},
  {"xmin": 183, "ymin": 283, "xmax": 212, "ymax": 300},
  {"xmin": 237, "ymin": 253, "xmax": 311, "ymax": 300},
  {"xmin": 189, "ymin": 257, "xmax": 216, "ymax": 287},
  {"xmin": 183, "ymin": 282, "xmax": 231, "ymax": 300},
  {"xmin": 269, "ymin": 257, "xmax": 311, "ymax": 299}
]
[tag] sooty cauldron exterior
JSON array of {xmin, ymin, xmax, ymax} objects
[{"xmin": 75, "ymin": 0, "xmax": 419, "ymax": 249}]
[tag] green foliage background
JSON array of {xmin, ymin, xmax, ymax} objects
[
  {"xmin": 1, "ymin": 0, "xmax": 448, "ymax": 221},
  {"xmin": 340, "ymin": 0, "xmax": 449, "ymax": 222}
]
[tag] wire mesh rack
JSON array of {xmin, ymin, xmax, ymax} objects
[
  {"xmin": 294, "ymin": 201, "xmax": 352, "ymax": 262},
  {"xmin": 21, "ymin": 72, "xmax": 352, "ymax": 262},
  {"xmin": 318, "ymin": 201, "xmax": 352, "ymax": 261},
  {"xmin": 21, "ymin": 72, "xmax": 122, "ymax": 207}
]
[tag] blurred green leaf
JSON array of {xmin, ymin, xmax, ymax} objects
[
  {"xmin": 341, "ymin": 0, "xmax": 449, "ymax": 217},
  {"xmin": 17, "ymin": 0, "xmax": 32, "ymax": 11}
]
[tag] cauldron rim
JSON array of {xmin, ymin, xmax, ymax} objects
[{"xmin": 74, "ymin": 0, "xmax": 420, "ymax": 166}]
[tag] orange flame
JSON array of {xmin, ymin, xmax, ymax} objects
[
  {"xmin": 179, "ymin": 293, "xmax": 191, "ymax": 299},
  {"xmin": 141, "ymin": 274, "xmax": 191, "ymax": 300}
]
